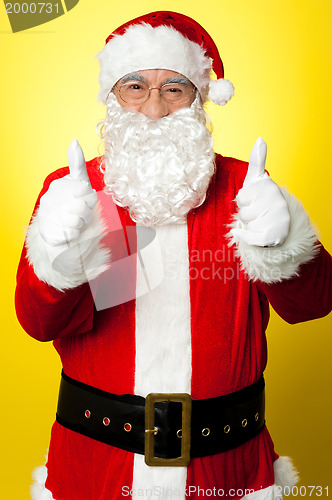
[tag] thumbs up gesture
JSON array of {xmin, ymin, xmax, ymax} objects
[
  {"xmin": 231, "ymin": 138, "xmax": 290, "ymax": 247},
  {"xmin": 38, "ymin": 139, "xmax": 98, "ymax": 246}
]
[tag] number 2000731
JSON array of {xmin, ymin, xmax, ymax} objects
[
  {"xmin": 6, "ymin": 3, "xmax": 60, "ymax": 14},
  {"xmin": 276, "ymin": 486, "xmax": 329, "ymax": 497}
]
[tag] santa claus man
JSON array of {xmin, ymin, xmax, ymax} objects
[{"xmin": 15, "ymin": 11, "xmax": 332, "ymax": 500}]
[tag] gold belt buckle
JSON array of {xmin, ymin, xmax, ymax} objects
[{"xmin": 145, "ymin": 392, "xmax": 192, "ymax": 467}]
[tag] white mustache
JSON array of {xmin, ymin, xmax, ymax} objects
[{"xmin": 99, "ymin": 94, "xmax": 215, "ymax": 226}]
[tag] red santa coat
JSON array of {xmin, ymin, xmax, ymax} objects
[{"xmin": 16, "ymin": 154, "xmax": 332, "ymax": 500}]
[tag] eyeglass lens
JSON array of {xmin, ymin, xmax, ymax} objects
[{"xmin": 118, "ymin": 81, "xmax": 194, "ymax": 104}]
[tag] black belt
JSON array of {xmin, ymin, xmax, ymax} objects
[{"xmin": 56, "ymin": 371, "xmax": 265, "ymax": 466}]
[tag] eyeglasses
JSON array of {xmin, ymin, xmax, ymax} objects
[{"xmin": 113, "ymin": 80, "xmax": 196, "ymax": 105}]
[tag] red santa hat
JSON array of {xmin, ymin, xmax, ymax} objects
[{"xmin": 97, "ymin": 11, "xmax": 234, "ymax": 106}]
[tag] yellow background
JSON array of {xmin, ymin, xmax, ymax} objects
[{"xmin": 1, "ymin": 0, "xmax": 331, "ymax": 498}]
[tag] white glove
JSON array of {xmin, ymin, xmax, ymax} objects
[
  {"xmin": 230, "ymin": 137, "xmax": 290, "ymax": 247},
  {"xmin": 38, "ymin": 139, "xmax": 98, "ymax": 246}
]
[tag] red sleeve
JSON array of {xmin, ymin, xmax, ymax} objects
[
  {"xmin": 15, "ymin": 168, "xmax": 95, "ymax": 342},
  {"xmin": 258, "ymin": 243, "xmax": 332, "ymax": 324}
]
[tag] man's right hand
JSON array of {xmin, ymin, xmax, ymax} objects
[{"xmin": 38, "ymin": 139, "xmax": 98, "ymax": 246}]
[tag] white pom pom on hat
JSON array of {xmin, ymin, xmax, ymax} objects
[
  {"xmin": 97, "ymin": 11, "xmax": 234, "ymax": 106},
  {"xmin": 209, "ymin": 79, "xmax": 234, "ymax": 106}
]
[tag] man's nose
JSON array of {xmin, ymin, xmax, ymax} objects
[{"xmin": 140, "ymin": 88, "xmax": 169, "ymax": 119}]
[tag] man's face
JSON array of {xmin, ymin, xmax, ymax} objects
[{"xmin": 113, "ymin": 69, "xmax": 196, "ymax": 119}]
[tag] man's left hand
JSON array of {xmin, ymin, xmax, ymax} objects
[{"xmin": 230, "ymin": 137, "xmax": 290, "ymax": 247}]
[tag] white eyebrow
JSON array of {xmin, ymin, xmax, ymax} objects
[
  {"xmin": 121, "ymin": 73, "xmax": 147, "ymax": 83},
  {"xmin": 120, "ymin": 74, "xmax": 191, "ymax": 86},
  {"xmin": 162, "ymin": 77, "xmax": 191, "ymax": 86}
]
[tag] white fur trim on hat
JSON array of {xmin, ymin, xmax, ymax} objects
[
  {"xmin": 228, "ymin": 188, "xmax": 320, "ymax": 284},
  {"xmin": 25, "ymin": 203, "xmax": 111, "ymax": 292},
  {"xmin": 209, "ymin": 79, "xmax": 235, "ymax": 105},
  {"xmin": 97, "ymin": 23, "xmax": 212, "ymax": 103}
]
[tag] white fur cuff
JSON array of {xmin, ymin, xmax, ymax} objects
[
  {"xmin": 25, "ymin": 204, "xmax": 111, "ymax": 292},
  {"xmin": 228, "ymin": 189, "xmax": 320, "ymax": 284}
]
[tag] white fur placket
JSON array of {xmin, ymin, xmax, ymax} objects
[{"xmin": 132, "ymin": 222, "xmax": 192, "ymax": 499}]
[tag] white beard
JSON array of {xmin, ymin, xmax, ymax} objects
[{"xmin": 99, "ymin": 93, "xmax": 215, "ymax": 226}]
